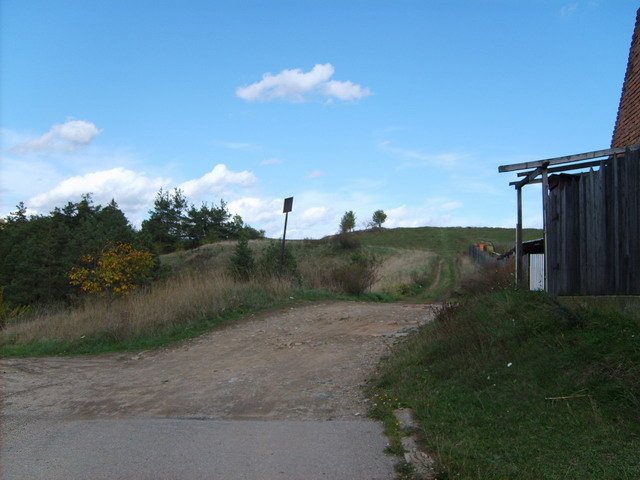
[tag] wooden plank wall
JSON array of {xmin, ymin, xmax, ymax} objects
[{"xmin": 546, "ymin": 148, "xmax": 640, "ymax": 295}]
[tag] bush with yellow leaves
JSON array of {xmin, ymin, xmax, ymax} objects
[{"xmin": 69, "ymin": 243, "xmax": 155, "ymax": 297}]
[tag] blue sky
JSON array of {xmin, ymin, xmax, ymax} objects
[{"xmin": 1, "ymin": 1, "xmax": 638, "ymax": 238}]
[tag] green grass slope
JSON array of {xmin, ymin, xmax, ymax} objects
[
  {"xmin": 354, "ymin": 226, "xmax": 541, "ymax": 299},
  {"xmin": 370, "ymin": 289, "xmax": 640, "ymax": 479},
  {"xmin": 1, "ymin": 226, "xmax": 540, "ymax": 357}
]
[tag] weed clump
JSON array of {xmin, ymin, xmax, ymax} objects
[
  {"xmin": 334, "ymin": 232, "xmax": 361, "ymax": 250},
  {"xmin": 457, "ymin": 260, "xmax": 515, "ymax": 295},
  {"xmin": 331, "ymin": 253, "xmax": 380, "ymax": 295}
]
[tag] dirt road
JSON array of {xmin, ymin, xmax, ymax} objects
[{"xmin": 1, "ymin": 301, "xmax": 435, "ymax": 479}]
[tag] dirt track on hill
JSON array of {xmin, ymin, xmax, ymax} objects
[{"xmin": 1, "ymin": 302, "xmax": 436, "ymax": 421}]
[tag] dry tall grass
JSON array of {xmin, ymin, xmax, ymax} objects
[
  {"xmin": 371, "ymin": 249, "xmax": 435, "ymax": 292},
  {"xmin": 457, "ymin": 259, "xmax": 515, "ymax": 295},
  {"xmin": 0, "ymin": 271, "xmax": 291, "ymax": 346}
]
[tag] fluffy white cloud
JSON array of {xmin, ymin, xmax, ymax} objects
[
  {"xmin": 179, "ymin": 164, "xmax": 256, "ymax": 198},
  {"xmin": 226, "ymin": 196, "xmax": 335, "ymax": 238},
  {"xmin": 301, "ymin": 206, "xmax": 328, "ymax": 224},
  {"xmin": 322, "ymin": 80, "xmax": 369, "ymax": 101},
  {"xmin": 14, "ymin": 119, "xmax": 102, "ymax": 153},
  {"xmin": 227, "ymin": 197, "xmax": 284, "ymax": 236},
  {"xmin": 384, "ymin": 199, "xmax": 463, "ymax": 228},
  {"xmin": 28, "ymin": 168, "xmax": 169, "ymax": 220},
  {"xmin": 236, "ymin": 63, "xmax": 371, "ymax": 102},
  {"xmin": 23, "ymin": 164, "xmax": 257, "ymax": 226}
]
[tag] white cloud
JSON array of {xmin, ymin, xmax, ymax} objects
[
  {"xmin": 322, "ymin": 80, "xmax": 370, "ymax": 101},
  {"xmin": 384, "ymin": 199, "xmax": 463, "ymax": 229},
  {"xmin": 179, "ymin": 164, "xmax": 256, "ymax": 198},
  {"xmin": 227, "ymin": 197, "xmax": 284, "ymax": 234},
  {"xmin": 225, "ymin": 193, "xmax": 337, "ymax": 239},
  {"xmin": 28, "ymin": 168, "xmax": 170, "ymax": 221},
  {"xmin": 236, "ymin": 63, "xmax": 371, "ymax": 103},
  {"xmin": 378, "ymin": 140, "xmax": 466, "ymax": 168},
  {"xmin": 301, "ymin": 206, "xmax": 328, "ymax": 224},
  {"xmin": 13, "ymin": 119, "xmax": 102, "ymax": 153},
  {"xmin": 307, "ymin": 170, "xmax": 325, "ymax": 178},
  {"xmin": 22, "ymin": 164, "xmax": 257, "ymax": 226}
]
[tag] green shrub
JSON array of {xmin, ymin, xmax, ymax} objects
[
  {"xmin": 229, "ymin": 237, "xmax": 255, "ymax": 281},
  {"xmin": 331, "ymin": 252, "xmax": 380, "ymax": 295},
  {"xmin": 0, "ymin": 288, "xmax": 31, "ymax": 329},
  {"xmin": 334, "ymin": 232, "xmax": 361, "ymax": 250},
  {"xmin": 258, "ymin": 241, "xmax": 298, "ymax": 279}
]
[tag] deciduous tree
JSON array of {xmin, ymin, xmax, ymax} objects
[
  {"xmin": 69, "ymin": 243, "xmax": 155, "ymax": 296},
  {"xmin": 371, "ymin": 210, "xmax": 387, "ymax": 229}
]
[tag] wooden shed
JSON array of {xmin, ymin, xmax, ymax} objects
[
  {"xmin": 499, "ymin": 9, "xmax": 640, "ymax": 296},
  {"xmin": 500, "ymin": 146, "xmax": 640, "ymax": 295}
]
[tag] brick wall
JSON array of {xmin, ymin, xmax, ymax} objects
[{"xmin": 612, "ymin": 9, "xmax": 640, "ymax": 148}]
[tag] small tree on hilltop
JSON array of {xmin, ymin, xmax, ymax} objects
[
  {"xmin": 371, "ymin": 209, "xmax": 387, "ymax": 229},
  {"xmin": 339, "ymin": 210, "xmax": 356, "ymax": 233}
]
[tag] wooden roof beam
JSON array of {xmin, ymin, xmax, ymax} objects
[
  {"xmin": 511, "ymin": 164, "xmax": 547, "ymax": 189},
  {"xmin": 510, "ymin": 178, "xmax": 542, "ymax": 186},
  {"xmin": 498, "ymin": 143, "xmax": 640, "ymax": 173},
  {"xmin": 516, "ymin": 158, "xmax": 609, "ymax": 177}
]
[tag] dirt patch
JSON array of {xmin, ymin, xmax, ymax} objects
[{"xmin": 1, "ymin": 302, "xmax": 435, "ymax": 421}]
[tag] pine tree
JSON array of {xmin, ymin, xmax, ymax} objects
[
  {"xmin": 339, "ymin": 211, "xmax": 356, "ymax": 233},
  {"xmin": 229, "ymin": 236, "xmax": 255, "ymax": 281}
]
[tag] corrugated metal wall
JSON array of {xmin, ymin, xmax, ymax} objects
[{"xmin": 529, "ymin": 254, "xmax": 544, "ymax": 291}]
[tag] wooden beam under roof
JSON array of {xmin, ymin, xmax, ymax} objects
[
  {"xmin": 516, "ymin": 158, "xmax": 609, "ymax": 177},
  {"xmin": 498, "ymin": 144, "xmax": 640, "ymax": 173}
]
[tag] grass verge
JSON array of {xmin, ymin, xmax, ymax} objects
[
  {"xmin": 368, "ymin": 289, "xmax": 640, "ymax": 479},
  {"xmin": 0, "ymin": 270, "xmax": 397, "ymax": 358}
]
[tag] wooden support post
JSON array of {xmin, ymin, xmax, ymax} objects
[
  {"xmin": 541, "ymin": 167, "xmax": 550, "ymax": 293},
  {"xmin": 516, "ymin": 186, "xmax": 524, "ymax": 288},
  {"xmin": 281, "ymin": 211, "xmax": 289, "ymax": 268}
]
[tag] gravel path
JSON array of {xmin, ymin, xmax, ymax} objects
[{"xmin": 1, "ymin": 301, "xmax": 435, "ymax": 479}]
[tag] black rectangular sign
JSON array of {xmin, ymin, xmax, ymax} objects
[{"xmin": 283, "ymin": 196, "xmax": 293, "ymax": 213}]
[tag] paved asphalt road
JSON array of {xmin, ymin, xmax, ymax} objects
[{"xmin": 1, "ymin": 416, "xmax": 395, "ymax": 479}]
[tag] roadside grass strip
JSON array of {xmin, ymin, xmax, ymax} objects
[{"xmin": 369, "ymin": 289, "xmax": 640, "ymax": 479}]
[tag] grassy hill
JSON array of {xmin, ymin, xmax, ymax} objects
[
  {"xmin": 0, "ymin": 225, "xmax": 540, "ymax": 356},
  {"xmin": 354, "ymin": 226, "xmax": 541, "ymax": 299},
  {"xmin": 161, "ymin": 226, "xmax": 542, "ymax": 299}
]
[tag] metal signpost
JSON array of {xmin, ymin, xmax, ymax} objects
[{"xmin": 281, "ymin": 197, "xmax": 293, "ymax": 266}]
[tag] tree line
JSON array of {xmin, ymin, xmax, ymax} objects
[{"xmin": 0, "ymin": 189, "xmax": 263, "ymax": 307}]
